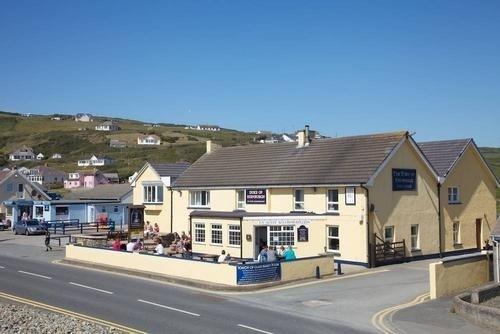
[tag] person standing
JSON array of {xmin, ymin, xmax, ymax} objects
[
  {"xmin": 44, "ymin": 229, "xmax": 52, "ymax": 252},
  {"xmin": 283, "ymin": 245, "xmax": 296, "ymax": 261},
  {"xmin": 267, "ymin": 246, "xmax": 277, "ymax": 262}
]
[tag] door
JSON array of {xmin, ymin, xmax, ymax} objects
[
  {"xmin": 254, "ymin": 226, "xmax": 268, "ymax": 259},
  {"xmin": 476, "ymin": 219, "xmax": 482, "ymax": 250}
]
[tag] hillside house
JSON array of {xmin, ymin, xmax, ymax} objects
[
  {"xmin": 51, "ymin": 153, "xmax": 62, "ymax": 159},
  {"xmin": 137, "ymin": 134, "xmax": 161, "ymax": 146},
  {"xmin": 95, "ymin": 121, "xmax": 120, "ymax": 132},
  {"xmin": 77, "ymin": 155, "xmax": 114, "ymax": 167},
  {"xmin": 109, "ymin": 139, "xmax": 127, "ymax": 148},
  {"xmin": 20, "ymin": 166, "xmax": 66, "ymax": 186},
  {"xmin": 75, "ymin": 113, "xmax": 93, "ymax": 122},
  {"xmin": 64, "ymin": 170, "xmax": 111, "ymax": 189},
  {"xmin": 9, "ymin": 146, "xmax": 35, "ymax": 161},
  {"xmin": 36, "ymin": 153, "xmax": 44, "ymax": 160}
]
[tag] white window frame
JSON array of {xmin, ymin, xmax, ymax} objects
[
  {"xmin": 327, "ymin": 189, "xmax": 339, "ymax": 212},
  {"xmin": 269, "ymin": 225, "xmax": 295, "ymax": 247},
  {"xmin": 327, "ymin": 225, "xmax": 340, "ymax": 252},
  {"xmin": 211, "ymin": 224, "xmax": 223, "ymax": 245},
  {"xmin": 448, "ymin": 187, "xmax": 460, "ymax": 204},
  {"xmin": 190, "ymin": 190, "xmax": 210, "ymax": 208},
  {"xmin": 410, "ymin": 224, "xmax": 420, "ymax": 250},
  {"xmin": 453, "ymin": 221, "xmax": 461, "ymax": 245},
  {"xmin": 236, "ymin": 190, "xmax": 245, "ymax": 210},
  {"xmin": 384, "ymin": 226, "xmax": 394, "ymax": 243},
  {"xmin": 294, "ymin": 189, "xmax": 305, "ymax": 211},
  {"xmin": 194, "ymin": 223, "xmax": 205, "ymax": 243},
  {"xmin": 143, "ymin": 185, "xmax": 163, "ymax": 204},
  {"xmin": 228, "ymin": 225, "xmax": 241, "ymax": 246}
]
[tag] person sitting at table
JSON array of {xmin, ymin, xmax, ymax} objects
[
  {"xmin": 144, "ymin": 221, "xmax": 153, "ymax": 239},
  {"xmin": 267, "ymin": 245, "xmax": 277, "ymax": 262},
  {"xmin": 153, "ymin": 223, "xmax": 160, "ymax": 236},
  {"xmin": 218, "ymin": 250, "xmax": 229, "ymax": 263},
  {"xmin": 154, "ymin": 238, "xmax": 164, "ymax": 255},
  {"xmin": 111, "ymin": 237, "xmax": 121, "ymax": 251},
  {"xmin": 126, "ymin": 239, "xmax": 137, "ymax": 252},
  {"xmin": 283, "ymin": 245, "xmax": 296, "ymax": 261}
]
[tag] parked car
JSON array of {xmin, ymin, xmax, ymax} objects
[
  {"xmin": 0, "ymin": 219, "xmax": 10, "ymax": 231},
  {"xmin": 14, "ymin": 220, "xmax": 46, "ymax": 236}
]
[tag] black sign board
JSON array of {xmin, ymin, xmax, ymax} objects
[
  {"xmin": 128, "ymin": 206, "xmax": 145, "ymax": 241},
  {"xmin": 297, "ymin": 225, "xmax": 309, "ymax": 242},
  {"xmin": 246, "ymin": 189, "xmax": 266, "ymax": 204},
  {"xmin": 392, "ymin": 169, "xmax": 417, "ymax": 191}
]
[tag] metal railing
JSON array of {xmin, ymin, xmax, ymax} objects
[{"xmin": 42, "ymin": 219, "xmax": 118, "ymax": 235}]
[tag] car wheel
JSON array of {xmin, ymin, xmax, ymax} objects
[
  {"xmin": 14, "ymin": 229, "xmax": 18, "ymax": 235},
  {"xmin": 25, "ymin": 230, "xmax": 29, "ymax": 236}
]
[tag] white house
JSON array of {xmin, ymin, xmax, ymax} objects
[
  {"xmin": 137, "ymin": 134, "xmax": 161, "ymax": 146},
  {"xmin": 36, "ymin": 153, "xmax": 44, "ymax": 160},
  {"xmin": 95, "ymin": 121, "xmax": 120, "ymax": 132},
  {"xmin": 52, "ymin": 153, "xmax": 62, "ymax": 159},
  {"xmin": 75, "ymin": 113, "xmax": 93, "ymax": 122},
  {"xmin": 9, "ymin": 146, "xmax": 35, "ymax": 161},
  {"xmin": 186, "ymin": 125, "xmax": 221, "ymax": 131},
  {"xmin": 77, "ymin": 155, "xmax": 114, "ymax": 167}
]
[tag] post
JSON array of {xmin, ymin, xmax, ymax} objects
[
  {"xmin": 337, "ymin": 262, "xmax": 343, "ymax": 275},
  {"xmin": 316, "ymin": 266, "xmax": 320, "ymax": 279},
  {"xmin": 80, "ymin": 223, "xmax": 83, "ymax": 234}
]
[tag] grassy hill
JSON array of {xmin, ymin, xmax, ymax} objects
[
  {"xmin": 0, "ymin": 112, "xmax": 255, "ymax": 179},
  {"xmin": 479, "ymin": 147, "xmax": 500, "ymax": 212}
]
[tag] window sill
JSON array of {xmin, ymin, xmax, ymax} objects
[
  {"xmin": 227, "ymin": 244, "xmax": 240, "ymax": 248},
  {"xmin": 193, "ymin": 242, "xmax": 206, "ymax": 245},
  {"xmin": 143, "ymin": 202, "xmax": 163, "ymax": 205},
  {"xmin": 454, "ymin": 243, "xmax": 463, "ymax": 247},
  {"xmin": 411, "ymin": 248, "xmax": 421, "ymax": 252},
  {"xmin": 210, "ymin": 244, "xmax": 223, "ymax": 247},
  {"xmin": 188, "ymin": 206, "xmax": 211, "ymax": 210},
  {"xmin": 448, "ymin": 202, "xmax": 461, "ymax": 205}
]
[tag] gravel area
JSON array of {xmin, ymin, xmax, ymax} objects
[{"xmin": 0, "ymin": 302, "xmax": 124, "ymax": 333}]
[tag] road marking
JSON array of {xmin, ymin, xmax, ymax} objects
[
  {"xmin": 371, "ymin": 292, "xmax": 430, "ymax": 334},
  {"xmin": 137, "ymin": 299, "xmax": 200, "ymax": 317},
  {"xmin": 18, "ymin": 270, "xmax": 52, "ymax": 280},
  {"xmin": 69, "ymin": 282, "xmax": 114, "ymax": 295},
  {"xmin": 0, "ymin": 291, "xmax": 146, "ymax": 334},
  {"xmin": 237, "ymin": 324, "xmax": 274, "ymax": 334},
  {"xmin": 0, "ymin": 265, "xmax": 5, "ymax": 269}
]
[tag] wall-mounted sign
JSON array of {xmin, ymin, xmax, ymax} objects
[
  {"xmin": 128, "ymin": 206, "xmax": 144, "ymax": 241},
  {"xmin": 250, "ymin": 219, "xmax": 311, "ymax": 226},
  {"xmin": 236, "ymin": 262, "xmax": 281, "ymax": 285},
  {"xmin": 392, "ymin": 169, "xmax": 417, "ymax": 191},
  {"xmin": 246, "ymin": 189, "xmax": 266, "ymax": 204},
  {"xmin": 297, "ymin": 225, "xmax": 309, "ymax": 242},
  {"xmin": 345, "ymin": 187, "xmax": 356, "ymax": 205}
]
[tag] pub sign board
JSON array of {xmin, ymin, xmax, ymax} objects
[
  {"xmin": 128, "ymin": 206, "xmax": 145, "ymax": 242},
  {"xmin": 236, "ymin": 262, "xmax": 281, "ymax": 285},
  {"xmin": 392, "ymin": 168, "xmax": 417, "ymax": 191},
  {"xmin": 297, "ymin": 225, "xmax": 309, "ymax": 242},
  {"xmin": 246, "ymin": 189, "xmax": 266, "ymax": 204}
]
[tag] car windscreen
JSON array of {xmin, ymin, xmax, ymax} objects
[{"xmin": 26, "ymin": 221, "xmax": 39, "ymax": 226}]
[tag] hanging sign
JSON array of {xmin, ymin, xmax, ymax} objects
[
  {"xmin": 246, "ymin": 189, "xmax": 267, "ymax": 204},
  {"xmin": 297, "ymin": 225, "xmax": 309, "ymax": 242}
]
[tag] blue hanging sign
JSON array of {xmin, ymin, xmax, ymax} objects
[{"xmin": 236, "ymin": 262, "xmax": 281, "ymax": 285}]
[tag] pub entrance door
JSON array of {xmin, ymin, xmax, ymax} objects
[{"xmin": 254, "ymin": 226, "xmax": 268, "ymax": 259}]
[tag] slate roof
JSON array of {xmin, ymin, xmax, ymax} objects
[
  {"xmin": 418, "ymin": 139, "xmax": 471, "ymax": 178},
  {"xmin": 149, "ymin": 162, "xmax": 191, "ymax": 178},
  {"xmin": 174, "ymin": 131, "xmax": 407, "ymax": 188},
  {"xmin": 64, "ymin": 184, "xmax": 132, "ymax": 201}
]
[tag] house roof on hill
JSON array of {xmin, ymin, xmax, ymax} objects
[
  {"xmin": 149, "ymin": 162, "xmax": 191, "ymax": 178},
  {"xmin": 418, "ymin": 139, "xmax": 471, "ymax": 178},
  {"xmin": 98, "ymin": 120, "xmax": 117, "ymax": 126},
  {"xmin": 174, "ymin": 131, "xmax": 408, "ymax": 188},
  {"xmin": 138, "ymin": 134, "xmax": 160, "ymax": 140}
]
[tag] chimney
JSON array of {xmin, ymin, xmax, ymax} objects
[
  {"xmin": 296, "ymin": 125, "xmax": 311, "ymax": 148},
  {"xmin": 206, "ymin": 140, "xmax": 221, "ymax": 154}
]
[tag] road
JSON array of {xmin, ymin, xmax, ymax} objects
[{"xmin": 0, "ymin": 255, "xmax": 365, "ymax": 334}]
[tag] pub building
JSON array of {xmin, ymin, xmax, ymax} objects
[{"xmin": 133, "ymin": 128, "xmax": 498, "ymax": 267}]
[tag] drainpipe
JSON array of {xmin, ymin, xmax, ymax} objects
[
  {"xmin": 170, "ymin": 188, "xmax": 174, "ymax": 233},
  {"xmin": 189, "ymin": 216, "xmax": 192, "ymax": 237},
  {"xmin": 361, "ymin": 184, "xmax": 372, "ymax": 268},
  {"xmin": 240, "ymin": 216, "xmax": 243, "ymax": 259},
  {"xmin": 437, "ymin": 183, "xmax": 443, "ymax": 258}
]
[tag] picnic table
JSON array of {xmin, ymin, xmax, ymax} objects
[{"xmin": 197, "ymin": 254, "xmax": 219, "ymax": 262}]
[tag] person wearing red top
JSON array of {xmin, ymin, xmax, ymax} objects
[{"xmin": 112, "ymin": 237, "xmax": 121, "ymax": 251}]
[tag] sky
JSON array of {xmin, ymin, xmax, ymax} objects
[{"xmin": 1, "ymin": 1, "xmax": 499, "ymax": 146}]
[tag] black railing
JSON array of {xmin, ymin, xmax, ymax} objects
[
  {"xmin": 42, "ymin": 219, "xmax": 117, "ymax": 235},
  {"xmin": 374, "ymin": 233, "xmax": 406, "ymax": 264}
]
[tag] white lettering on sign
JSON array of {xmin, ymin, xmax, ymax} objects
[{"xmin": 249, "ymin": 219, "xmax": 312, "ymax": 226}]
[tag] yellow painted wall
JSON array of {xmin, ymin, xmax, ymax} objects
[
  {"xmin": 131, "ymin": 166, "xmax": 172, "ymax": 234},
  {"xmin": 441, "ymin": 146, "xmax": 497, "ymax": 252},
  {"xmin": 281, "ymin": 256, "xmax": 334, "ymax": 281},
  {"xmin": 429, "ymin": 255, "xmax": 490, "ymax": 299},
  {"xmin": 370, "ymin": 140, "xmax": 440, "ymax": 256}
]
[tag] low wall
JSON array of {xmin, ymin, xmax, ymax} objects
[
  {"xmin": 454, "ymin": 283, "xmax": 500, "ymax": 331},
  {"xmin": 66, "ymin": 245, "xmax": 335, "ymax": 288},
  {"xmin": 429, "ymin": 253, "xmax": 491, "ymax": 299}
]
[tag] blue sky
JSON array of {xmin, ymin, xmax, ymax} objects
[{"xmin": 1, "ymin": 1, "xmax": 499, "ymax": 146}]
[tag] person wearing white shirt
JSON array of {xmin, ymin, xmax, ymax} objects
[
  {"xmin": 218, "ymin": 250, "xmax": 228, "ymax": 263},
  {"xmin": 154, "ymin": 241, "xmax": 164, "ymax": 255},
  {"xmin": 126, "ymin": 239, "xmax": 136, "ymax": 252}
]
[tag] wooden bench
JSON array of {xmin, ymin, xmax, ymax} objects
[{"xmin": 51, "ymin": 235, "xmax": 72, "ymax": 246}]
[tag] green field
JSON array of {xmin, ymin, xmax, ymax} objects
[
  {"xmin": 0, "ymin": 112, "xmax": 255, "ymax": 178},
  {"xmin": 479, "ymin": 147, "xmax": 500, "ymax": 212}
]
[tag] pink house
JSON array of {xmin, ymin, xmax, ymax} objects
[{"xmin": 64, "ymin": 171, "xmax": 110, "ymax": 189}]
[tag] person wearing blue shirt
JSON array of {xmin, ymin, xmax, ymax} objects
[{"xmin": 283, "ymin": 246, "xmax": 296, "ymax": 261}]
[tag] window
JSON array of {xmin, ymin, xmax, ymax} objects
[
  {"xmin": 194, "ymin": 223, "xmax": 205, "ymax": 243},
  {"xmin": 236, "ymin": 190, "xmax": 245, "ymax": 210},
  {"xmin": 448, "ymin": 187, "xmax": 460, "ymax": 204},
  {"xmin": 229, "ymin": 225, "xmax": 241, "ymax": 246},
  {"xmin": 18, "ymin": 183, "xmax": 23, "ymax": 192},
  {"xmin": 294, "ymin": 189, "xmax": 304, "ymax": 211},
  {"xmin": 327, "ymin": 226, "xmax": 340, "ymax": 251},
  {"xmin": 327, "ymin": 189, "xmax": 339, "ymax": 212},
  {"xmin": 453, "ymin": 222, "xmax": 461, "ymax": 245},
  {"xmin": 411, "ymin": 225, "xmax": 420, "ymax": 250},
  {"xmin": 384, "ymin": 226, "xmax": 394, "ymax": 243},
  {"xmin": 190, "ymin": 191, "xmax": 210, "ymax": 207},
  {"xmin": 143, "ymin": 185, "xmax": 163, "ymax": 203},
  {"xmin": 345, "ymin": 187, "xmax": 356, "ymax": 205},
  {"xmin": 269, "ymin": 226, "xmax": 295, "ymax": 247},
  {"xmin": 6, "ymin": 183, "xmax": 13, "ymax": 192},
  {"xmin": 211, "ymin": 224, "xmax": 222, "ymax": 244}
]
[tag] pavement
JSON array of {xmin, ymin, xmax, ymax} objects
[{"xmin": 0, "ymin": 230, "xmax": 492, "ymax": 333}]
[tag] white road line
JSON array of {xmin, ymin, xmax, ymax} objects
[
  {"xmin": 237, "ymin": 324, "xmax": 274, "ymax": 334},
  {"xmin": 137, "ymin": 299, "xmax": 200, "ymax": 317},
  {"xmin": 0, "ymin": 265, "xmax": 5, "ymax": 269},
  {"xmin": 18, "ymin": 270, "xmax": 52, "ymax": 280},
  {"xmin": 69, "ymin": 282, "xmax": 114, "ymax": 295}
]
